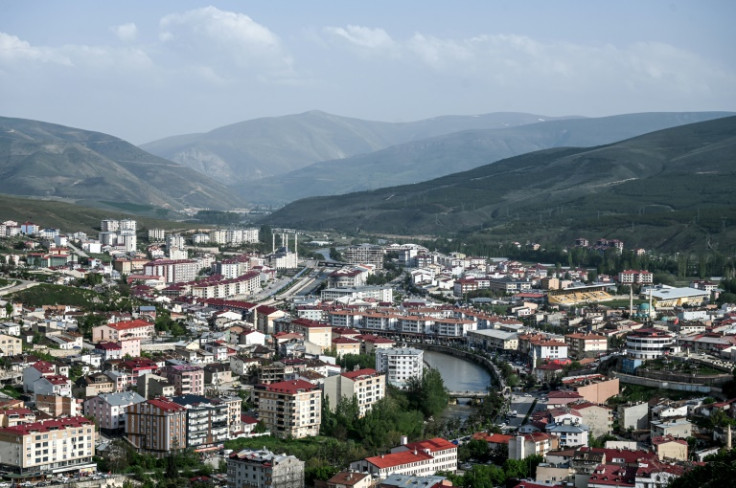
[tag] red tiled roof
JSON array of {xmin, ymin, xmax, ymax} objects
[
  {"xmin": 404, "ymin": 437, "xmax": 456, "ymax": 452},
  {"xmin": 332, "ymin": 337, "xmax": 360, "ymax": 344},
  {"xmin": 472, "ymin": 432, "xmax": 513, "ymax": 444},
  {"xmin": 32, "ymin": 361, "xmax": 55, "ymax": 374},
  {"xmin": 588, "ymin": 464, "xmax": 636, "ymax": 487},
  {"xmin": 260, "ymin": 379, "xmax": 318, "ymax": 394},
  {"xmin": 44, "ymin": 375, "xmax": 70, "ymax": 385},
  {"xmin": 342, "ymin": 368, "xmax": 379, "ymax": 380},
  {"xmin": 108, "ymin": 319, "xmax": 153, "ymax": 331},
  {"xmin": 365, "ymin": 449, "xmax": 432, "ymax": 469},
  {"xmin": 652, "ymin": 435, "xmax": 688, "ymax": 446},
  {"xmin": 0, "ymin": 416, "xmax": 91, "ymax": 435},
  {"xmin": 148, "ymin": 397, "xmax": 186, "ymax": 412}
]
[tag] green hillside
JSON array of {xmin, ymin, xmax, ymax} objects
[
  {"xmin": 0, "ymin": 117, "xmax": 245, "ymax": 210},
  {"xmin": 0, "ymin": 194, "xmax": 204, "ymax": 236},
  {"xmin": 242, "ymin": 112, "xmax": 733, "ymax": 204},
  {"xmin": 260, "ymin": 116, "xmax": 736, "ymax": 252}
]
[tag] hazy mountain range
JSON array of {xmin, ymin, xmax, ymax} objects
[
  {"xmin": 141, "ymin": 111, "xmax": 733, "ymax": 205},
  {"xmin": 261, "ymin": 116, "xmax": 736, "ymax": 252},
  {"xmin": 140, "ymin": 110, "xmax": 573, "ymax": 184}
]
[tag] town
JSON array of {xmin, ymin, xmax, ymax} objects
[{"xmin": 0, "ymin": 217, "xmax": 733, "ymax": 488}]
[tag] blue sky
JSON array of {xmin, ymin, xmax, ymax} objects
[{"xmin": 1, "ymin": 1, "xmax": 734, "ymax": 144}]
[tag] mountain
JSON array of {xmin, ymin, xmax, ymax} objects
[
  {"xmin": 0, "ymin": 117, "xmax": 245, "ymax": 211},
  {"xmin": 241, "ymin": 112, "xmax": 734, "ymax": 204},
  {"xmin": 261, "ymin": 116, "xmax": 736, "ymax": 252},
  {"xmin": 140, "ymin": 110, "xmax": 572, "ymax": 183}
]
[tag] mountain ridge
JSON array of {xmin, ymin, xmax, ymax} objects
[
  {"xmin": 259, "ymin": 116, "xmax": 736, "ymax": 252},
  {"xmin": 0, "ymin": 117, "xmax": 246, "ymax": 212},
  {"xmin": 239, "ymin": 111, "xmax": 734, "ymax": 204}
]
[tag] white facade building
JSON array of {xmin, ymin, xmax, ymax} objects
[{"xmin": 375, "ymin": 348, "xmax": 424, "ymax": 389}]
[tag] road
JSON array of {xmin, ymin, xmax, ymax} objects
[
  {"xmin": 0, "ymin": 279, "xmax": 40, "ymax": 297},
  {"xmin": 504, "ymin": 393, "xmax": 546, "ymax": 430}
]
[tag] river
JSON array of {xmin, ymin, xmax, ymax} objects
[{"xmin": 423, "ymin": 350, "xmax": 492, "ymax": 420}]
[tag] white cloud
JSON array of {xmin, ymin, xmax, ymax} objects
[
  {"xmin": 158, "ymin": 6, "xmax": 293, "ymax": 81},
  {"xmin": 113, "ymin": 23, "xmax": 138, "ymax": 42},
  {"xmin": 0, "ymin": 32, "xmax": 70, "ymax": 65},
  {"xmin": 324, "ymin": 25, "xmax": 396, "ymax": 50}
]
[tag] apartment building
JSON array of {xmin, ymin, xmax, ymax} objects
[
  {"xmin": 323, "ymin": 368, "xmax": 386, "ymax": 417},
  {"xmin": 163, "ymin": 364, "xmax": 205, "ymax": 396},
  {"xmin": 350, "ymin": 438, "xmax": 457, "ymax": 480},
  {"xmin": 228, "ymin": 448, "xmax": 304, "ymax": 488},
  {"xmin": 565, "ymin": 333, "xmax": 608, "ymax": 359},
  {"xmin": 91, "ymin": 319, "xmax": 154, "ymax": 343},
  {"xmin": 0, "ymin": 417, "xmax": 96, "ymax": 479},
  {"xmin": 190, "ymin": 271, "xmax": 261, "ymax": 299},
  {"xmin": 170, "ymin": 395, "xmax": 229, "ymax": 450},
  {"xmin": 253, "ymin": 379, "xmax": 321, "ymax": 439},
  {"xmin": 618, "ymin": 270, "xmax": 654, "ymax": 285},
  {"xmin": 143, "ymin": 259, "xmax": 199, "ymax": 284},
  {"xmin": 289, "ymin": 318, "xmax": 333, "ymax": 353},
  {"xmin": 126, "ymin": 397, "xmax": 187, "ymax": 455},
  {"xmin": 343, "ymin": 244, "xmax": 385, "ymax": 270},
  {"xmin": 0, "ymin": 334, "xmax": 21, "ymax": 356},
  {"xmin": 83, "ymin": 391, "xmax": 145, "ymax": 432},
  {"xmin": 375, "ymin": 348, "xmax": 424, "ymax": 389}
]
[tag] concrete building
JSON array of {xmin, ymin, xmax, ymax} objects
[
  {"xmin": 0, "ymin": 417, "xmax": 96, "ymax": 479},
  {"xmin": 652, "ymin": 435, "xmax": 688, "ymax": 461},
  {"xmin": 227, "ymin": 448, "xmax": 304, "ymax": 488},
  {"xmin": 508, "ymin": 433, "xmax": 553, "ymax": 460},
  {"xmin": 91, "ymin": 319, "xmax": 155, "ymax": 343},
  {"xmin": 170, "ymin": 395, "xmax": 229, "ymax": 451},
  {"xmin": 617, "ymin": 402, "xmax": 649, "ymax": 432},
  {"xmin": 126, "ymin": 397, "xmax": 187, "ymax": 455},
  {"xmin": 323, "ymin": 368, "xmax": 386, "ymax": 417},
  {"xmin": 562, "ymin": 375, "xmax": 620, "ymax": 404},
  {"xmin": 83, "ymin": 391, "xmax": 145, "ymax": 432},
  {"xmin": 343, "ymin": 244, "xmax": 385, "ymax": 270},
  {"xmin": 625, "ymin": 328, "xmax": 674, "ymax": 360},
  {"xmin": 467, "ymin": 329, "xmax": 519, "ymax": 352},
  {"xmin": 327, "ymin": 471, "xmax": 372, "ymax": 488},
  {"xmin": 650, "ymin": 419, "xmax": 692, "ymax": 439},
  {"xmin": 136, "ymin": 373, "xmax": 175, "ymax": 399},
  {"xmin": 350, "ymin": 438, "xmax": 457, "ymax": 480},
  {"xmin": 565, "ymin": 333, "xmax": 608, "ymax": 359},
  {"xmin": 163, "ymin": 364, "xmax": 205, "ymax": 396},
  {"xmin": 546, "ymin": 419, "xmax": 589, "ymax": 448},
  {"xmin": 375, "ymin": 348, "xmax": 424, "ymax": 389},
  {"xmin": 0, "ymin": 334, "xmax": 22, "ymax": 356},
  {"xmin": 253, "ymin": 379, "xmax": 321, "ymax": 439}
]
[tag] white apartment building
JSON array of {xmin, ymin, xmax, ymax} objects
[
  {"xmin": 350, "ymin": 438, "xmax": 456, "ymax": 480},
  {"xmin": 375, "ymin": 348, "xmax": 423, "ymax": 389},
  {"xmin": 0, "ymin": 417, "xmax": 96, "ymax": 479},
  {"xmin": 83, "ymin": 391, "xmax": 145, "ymax": 431},
  {"xmin": 143, "ymin": 259, "xmax": 199, "ymax": 284},
  {"xmin": 323, "ymin": 368, "xmax": 386, "ymax": 417},
  {"xmin": 228, "ymin": 448, "xmax": 304, "ymax": 488},
  {"xmin": 148, "ymin": 228, "xmax": 165, "ymax": 241}
]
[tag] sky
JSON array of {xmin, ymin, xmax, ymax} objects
[{"xmin": 1, "ymin": 1, "xmax": 734, "ymax": 144}]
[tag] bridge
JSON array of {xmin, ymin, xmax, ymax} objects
[{"xmin": 447, "ymin": 390, "xmax": 490, "ymax": 399}]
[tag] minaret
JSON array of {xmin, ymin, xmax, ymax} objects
[
  {"xmin": 629, "ymin": 286, "xmax": 634, "ymax": 317},
  {"xmin": 272, "ymin": 233, "xmax": 275, "ymax": 253},
  {"xmin": 728, "ymin": 424, "xmax": 732, "ymax": 450},
  {"xmin": 295, "ymin": 233, "xmax": 298, "ymax": 261}
]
